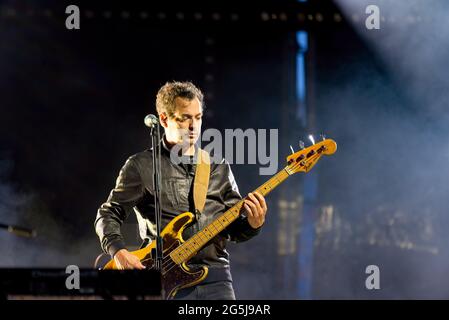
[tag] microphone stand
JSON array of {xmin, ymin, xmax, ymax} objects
[{"xmin": 149, "ymin": 122, "xmax": 163, "ymax": 272}]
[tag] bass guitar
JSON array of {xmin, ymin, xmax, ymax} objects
[{"xmin": 102, "ymin": 138, "xmax": 337, "ymax": 299}]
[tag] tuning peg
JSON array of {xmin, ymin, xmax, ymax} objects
[
  {"xmin": 299, "ymin": 140, "xmax": 305, "ymax": 149},
  {"xmin": 320, "ymin": 133, "xmax": 326, "ymax": 141},
  {"xmin": 308, "ymin": 134, "xmax": 315, "ymax": 145},
  {"xmin": 289, "ymin": 145, "xmax": 295, "ymax": 154}
]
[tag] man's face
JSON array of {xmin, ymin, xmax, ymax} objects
[{"xmin": 160, "ymin": 97, "xmax": 203, "ymax": 147}]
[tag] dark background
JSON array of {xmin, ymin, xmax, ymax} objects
[{"xmin": 1, "ymin": 0, "xmax": 449, "ymax": 299}]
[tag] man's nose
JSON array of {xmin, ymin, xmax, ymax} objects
[{"xmin": 189, "ymin": 119, "xmax": 199, "ymax": 131}]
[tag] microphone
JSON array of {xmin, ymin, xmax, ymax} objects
[{"xmin": 144, "ymin": 114, "xmax": 160, "ymax": 128}]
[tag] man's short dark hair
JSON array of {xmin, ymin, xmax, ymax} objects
[{"xmin": 156, "ymin": 81, "xmax": 204, "ymax": 118}]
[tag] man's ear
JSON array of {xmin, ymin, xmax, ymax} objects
[{"xmin": 159, "ymin": 112, "xmax": 168, "ymax": 128}]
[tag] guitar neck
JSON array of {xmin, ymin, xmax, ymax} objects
[{"xmin": 170, "ymin": 166, "xmax": 292, "ymax": 264}]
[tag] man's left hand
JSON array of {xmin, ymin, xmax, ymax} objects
[{"xmin": 244, "ymin": 191, "xmax": 267, "ymax": 229}]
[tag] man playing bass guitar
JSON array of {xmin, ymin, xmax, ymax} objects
[{"xmin": 95, "ymin": 81, "xmax": 267, "ymax": 300}]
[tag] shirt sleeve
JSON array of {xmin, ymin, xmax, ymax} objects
[
  {"xmin": 94, "ymin": 156, "xmax": 144, "ymax": 257},
  {"xmin": 215, "ymin": 159, "xmax": 263, "ymax": 243}
]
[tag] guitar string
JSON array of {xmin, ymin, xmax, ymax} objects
[{"xmin": 152, "ymin": 151, "xmax": 323, "ymax": 275}]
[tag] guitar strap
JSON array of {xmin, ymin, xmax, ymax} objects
[{"xmin": 193, "ymin": 148, "xmax": 211, "ymax": 216}]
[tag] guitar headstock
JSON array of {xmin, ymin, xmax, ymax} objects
[{"xmin": 286, "ymin": 138, "xmax": 337, "ymax": 174}]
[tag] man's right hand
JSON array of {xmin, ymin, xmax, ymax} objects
[{"xmin": 113, "ymin": 249, "xmax": 146, "ymax": 270}]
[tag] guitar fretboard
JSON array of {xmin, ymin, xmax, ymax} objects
[{"xmin": 170, "ymin": 166, "xmax": 292, "ymax": 265}]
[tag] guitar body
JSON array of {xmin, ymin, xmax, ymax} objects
[{"xmin": 102, "ymin": 211, "xmax": 208, "ymax": 299}]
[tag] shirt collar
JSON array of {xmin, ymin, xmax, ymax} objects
[{"xmin": 161, "ymin": 134, "xmax": 199, "ymax": 163}]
